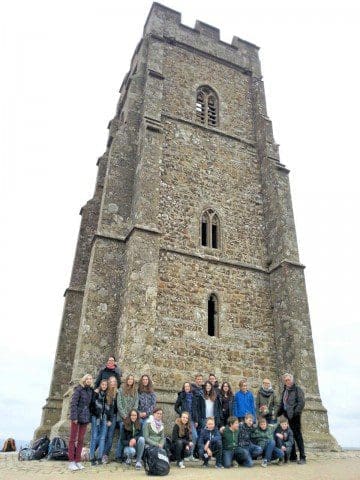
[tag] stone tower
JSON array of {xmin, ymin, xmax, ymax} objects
[{"xmin": 35, "ymin": 3, "xmax": 338, "ymax": 450}]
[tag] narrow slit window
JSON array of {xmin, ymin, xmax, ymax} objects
[
  {"xmin": 208, "ymin": 294, "xmax": 218, "ymax": 337},
  {"xmin": 200, "ymin": 209, "xmax": 220, "ymax": 249},
  {"xmin": 201, "ymin": 218, "xmax": 208, "ymax": 246}
]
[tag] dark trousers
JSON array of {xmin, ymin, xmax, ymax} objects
[
  {"xmin": 68, "ymin": 421, "xmax": 88, "ymax": 462},
  {"xmin": 199, "ymin": 439, "xmax": 222, "ymax": 466},
  {"xmin": 173, "ymin": 439, "xmax": 189, "ymax": 462},
  {"xmin": 288, "ymin": 415, "xmax": 306, "ymax": 460}
]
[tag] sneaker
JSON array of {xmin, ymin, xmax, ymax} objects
[
  {"xmin": 177, "ymin": 461, "xmax": 185, "ymax": 469},
  {"xmin": 125, "ymin": 456, "xmax": 132, "ymax": 465},
  {"xmin": 215, "ymin": 464, "xmax": 224, "ymax": 469},
  {"xmin": 76, "ymin": 463, "xmax": 85, "ymax": 470},
  {"xmin": 97, "ymin": 459, "xmax": 103, "ymax": 465},
  {"xmin": 185, "ymin": 455, "xmax": 198, "ymax": 462},
  {"xmin": 278, "ymin": 458, "xmax": 284, "ymax": 465},
  {"xmin": 261, "ymin": 459, "xmax": 268, "ymax": 468},
  {"xmin": 290, "ymin": 457, "xmax": 298, "ymax": 463},
  {"xmin": 202, "ymin": 460, "xmax": 209, "ymax": 467},
  {"xmin": 102, "ymin": 454, "xmax": 108, "ymax": 464},
  {"xmin": 271, "ymin": 458, "xmax": 280, "ymax": 464},
  {"xmin": 68, "ymin": 461, "xmax": 78, "ymax": 471},
  {"xmin": 297, "ymin": 458, "xmax": 306, "ymax": 465},
  {"xmin": 90, "ymin": 459, "xmax": 97, "ymax": 466},
  {"xmin": 135, "ymin": 461, "xmax": 142, "ymax": 470}
]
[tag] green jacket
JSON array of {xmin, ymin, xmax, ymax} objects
[
  {"xmin": 250, "ymin": 425, "xmax": 275, "ymax": 449},
  {"xmin": 116, "ymin": 387, "xmax": 139, "ymax": 420},
  {"xmin": 143, "ymin": 418, "xmax": 165, "ymax": 448},
  {"xmin": 221, "ymin": 426, "xmax": 239, "ymax": 451}
]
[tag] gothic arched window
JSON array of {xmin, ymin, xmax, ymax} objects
[
  {"xmin": 196, "ymin": 86, "xmax": 218, "ymax": 127},
  {"xmin": 201, "ymin": 209, "xmax": 220, "ymax": 249},
  {"xmin": 208, "ymin": 293, "xmax": 219, "ymax": 337}
]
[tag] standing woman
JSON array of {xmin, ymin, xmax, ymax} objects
[
  {"xmin": 89, "ymin": 379, "xmax": 113, "ymax": 465},
  {"xmin": 138, "ymin": 374, "xmax": 157, "ymax": 424},
  {"xmin": 94, "ymin": 355, "xmax": 122, "ymax": 388},
  {"xmin": 219, "ymin": 381, "xmax": 234, "ymax": 427},
  {"xmin": 256, "ymin": 378, "xmax": 277, "ymax": 424},
  {"xmin": 197, "ymin": 381, "xmax": 221, "ymax": 428},
  {"xmin": 102, "ymin": 376, "xmax": 118, "ymax": 463},
  {"xmin": 171, "ymin": 411, "xmax": 193, "ymax": 468},
  {"xmin": 234, "ymin": 379, "xmax": 256, "ymax": 422},
  {"xmin": 115, "ymin": 374, "xmax": 139, "ymax": 461},
  {"xmin": 68, "ymin": 374, "xmax": 93, "ymax": 471}
]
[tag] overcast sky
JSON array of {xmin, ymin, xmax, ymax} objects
[{"xmin": 1, "ymin": 0, "xmax": 359, "ymax": 448}]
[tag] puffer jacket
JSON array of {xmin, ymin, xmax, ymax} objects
[
  {"xmin": 277, "ymin": 384, "xmax": 305, "ymax": 420},
  {"xmin": 90, "ymin": 390, "xmax": 114, "ymax": 421},
  {"xmin": 70, "ymin": 385, "xmax": 93, "ymax": 424},
  {"xmin": 238, "ymin": 423, "xmax": 254, "ymax": 447},
  {"xmin": 250, "ymin": 425, "xmax": 276, "ymax": 449},
  {"xmin": 94, "ymin": 365, "xmax": 122, "ymax": 388}
]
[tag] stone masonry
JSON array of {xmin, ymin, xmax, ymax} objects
[{"xmin": 35, "ymin": 3, "xmax": 338, "ymax": 450}]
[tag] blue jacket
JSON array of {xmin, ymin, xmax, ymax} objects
[
  {"xmin": 233, "ymin": 391, "xmax": 256, "ymax": 419},
  {"xmin": 198, "ymin": 427, "xmax": 222, "ymax": 448}
]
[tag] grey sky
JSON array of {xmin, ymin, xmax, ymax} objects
[{"xmin": 1, "ymin": 0, "xmax": 359, "ymax": 447}]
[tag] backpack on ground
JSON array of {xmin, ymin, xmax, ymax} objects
[
  {"xmin": 18, "ymin": 447, "xmax": 36, "ymax": 461},
  {"xmin": 47, "ymin": 437, "xmax": 68, "ymax": 460},
  {"xmin": 2, "ymin": 438, "xmax": 16, "ymax": 452},
  {"xmin": 143, "ymin": 446, "xmax": 170, "ymax": 476},
  {"xmin": 31, "ymin": 436, "xmax": 50, "ymax": 460}
]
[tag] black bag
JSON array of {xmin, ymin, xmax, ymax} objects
[
  {"xmin": 47, "ymin": 437, "xmax": 68, "ymax": 460},
  {"xmin": 143, "ymin": 446, "xmax": 170, "ymax": 476},
  {"xmin": 32, "ymin": 436, "xmax": 50, "ymax": 460}
]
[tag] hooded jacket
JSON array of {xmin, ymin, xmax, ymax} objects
[
  {"xmin": 250, "ymin": 424, "xmax": 276, "ymax": 449},
  {"xmin": 237, "ymin": 423, "xmax": 255, "ymax": 448},
  {"xmin": 274, "ymin": 424, "xmax": 294, "ymax": 450}
]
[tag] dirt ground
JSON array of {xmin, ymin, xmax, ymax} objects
[{"xmin": 1, "ymin": 450, "xmax": 359, "ymax": 480}]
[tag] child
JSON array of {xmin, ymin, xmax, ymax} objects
[
  {"xmin": 237, "ymin": 413, "xmax": 262, "ymax": 467},
  {"xmin": 171, "ymin": 411, "xmax": 193, "ymax": 468},
  {"xmin": 198, "ymin": 417, "xmax": 223, "ymax": 468},
  {"xmin": 274, "ymin": 416, "xmax": 294, "ymax": 463},
  {"xmin": 220, "ymin": 416, "xmax": 245, "ymax": 468},
  {"xmin": 89, "ymin": 379, "xmax": 113, "ymax": 465},
  {"xmin": 120, "ymin": 409, "xmax": 145, "ymax": 470},
  {"xmin": 234, "ymin": 380, "xmax": 256, "ymax": 422},
  {"xmin": 251, "ymin": 417, "xmax": 284, "ymax": 467},
  {"xmin": 68, "ymin": 374, "xmax": 93, "ymax": 471}
]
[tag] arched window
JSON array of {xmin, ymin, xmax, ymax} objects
[
  {"xmin": 196, "ymin": 86, "xmax": 218, "ymax": 127},
  {"xmin": 208, "ymin": 293, "xmax": 219, "ymax": 337},
  {"xmin": 201, "ymin": 209, "xmax": 220, "ymax": 249}
]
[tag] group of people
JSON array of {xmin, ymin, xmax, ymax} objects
[{"xmin": 68, "ymin": 355, "xmax": 307, "ymax": 472}]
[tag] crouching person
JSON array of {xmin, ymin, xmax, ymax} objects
[
  {"xmin": 171, "ymin": 412, "xmax": 193, "ymax": 468},
  {"xmin": 198, "ymin": 417, "xmax": 223, "ymax": 468},
  {"xmin": 274, "ymin": 416, "xmax": 294, "ymax": 463},
  {"xmin": 221, "ymin": 416, "xmax": 247, "ymax": 468},
  {"xmin": 144, "ymin": 408, "xmax": 166, "ymax": 453},
  {"xmin": 120, "ymin": 410, "xmax": 145, "ymax": 470},
  {"xmin": 251, "ymin": 417, "xmax": 284, "ymax": 467},
  {"xmin": 237, "ymin": 413, "xmax": 262, "ymax": 467}
]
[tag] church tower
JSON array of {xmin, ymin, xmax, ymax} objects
[{"xmin": 35, "ymin": 3, "xmax": 338, "ymax": 450}]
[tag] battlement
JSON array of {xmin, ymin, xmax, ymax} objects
[{"xmin": 144, "ymin": 2, "xmax": 261, "ymax": 77}]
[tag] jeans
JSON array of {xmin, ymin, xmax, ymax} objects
[
  {"xmin": 90, "ymin": 416, "xmax": 107, "ymax": 461},
  {"xmin": 240, "ymin": 443, "xmax": 263, "ymax": 467},
  {"xmin": 68, "ymin": 421, "xmax": 88, "ymax": 462},
  {"xmin": 190, "ymin": 421, "xmax": 197, "ymax": 454},
  {"xmin": 123, "ymin": 437, "xmax": 145, "ymax": 462},
  {"xmin": 199, "ymin": 439, "xmax": 222, "ymax": 466},
  {"xmin": 288, "ymin": 414, "xmax": 306, "ymax": 460},
  {"xmin": 261, "ymin": 440, "xmax": 284, "ymax": 462},
  {"xmin": 115, "ymin": 422, "xmax": 124, "ymax": 460},
  {"xmin": 104, "ymin": 418, "xmax": 119, "ymax": 456},
  {"xmin": 223, "ymin": 448, "xmax": 247, "ymax": 468}
]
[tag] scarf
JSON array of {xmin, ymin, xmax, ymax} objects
[
  {"xmin": 259, "ymin": 386, "xmax": 274, "ymax": 397},
  {"xmin": 106, "ymin": 361, "xmax": 116, "ymax": 370}
]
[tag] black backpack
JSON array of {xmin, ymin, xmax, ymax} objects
[
  {"xmin": 32, "ymin": 436, "xmax": 50, "ymax": 460},
  {"xmin": 143, "ymin": 446, "xmax": 170, "ymax": 476},
  {"xmin": 47, "ymin": 437, "xmax": 69, "ymax": 460}
]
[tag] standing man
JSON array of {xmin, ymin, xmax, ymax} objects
[{"xmin": 277, "ymin": 373, "xmax": 306, "ymax": 464}]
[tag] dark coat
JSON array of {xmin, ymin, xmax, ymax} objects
[
  {"xmin": 218, "ymin": 393, "xmax": 235, "ymax": 425},
  {"xmin": 274, "ymin": 425, "xmax": 294, "ymax": 450},
  {"xmin": 94, "ymin": 365, "xmax": 122, "ymax": 388},
  {"xmin": 70, "ymin": 385, "xmax": 93, "ymax": 424},
  {"xmin": 120, "ymin": 422, "xmax": 143, "ymax": 447},
  {"xmin": 174, "ymin": 391, "xmax": 199, "ymax": 423},
  {"xmin": 256, "ymin": 388, "xmax": 277, "ymax": 420},
  {"xmin": 196, "ymin": 391, "xmax": 221, "ymax": 427},
  {"xmin": 198, "ymin": 427, "xmax": 221, "ymax": 448},
  {"xmin": 171, "ymin": 419, "xmax": 192, "ymax": 443},
  {"xmin": 237, "ymin": 423, "xmax": 254, "ymax": 448},
  {"xmin": 90, "ymin": 390, "xmax": 114, "ymax": 421},
  {"xmin": 277, "ymin": 384, "xmax": 305, "ymax": 420}
]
